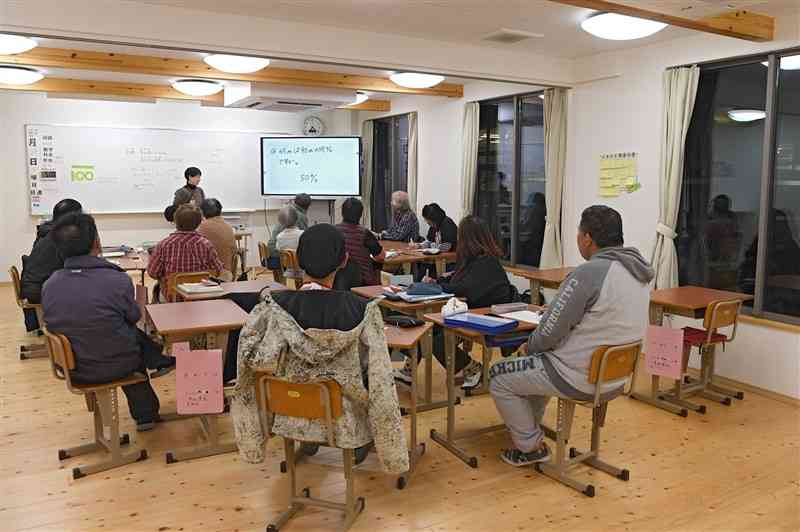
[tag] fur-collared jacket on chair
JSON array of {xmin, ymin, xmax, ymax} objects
[{"xmin": 231, "ymin": 295, "xmax": 409, "ymax": 474}]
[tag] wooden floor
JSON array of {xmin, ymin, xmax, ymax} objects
[{"xmin": 1, "ymin": 284, "xmax": 799, "ymax": 532}]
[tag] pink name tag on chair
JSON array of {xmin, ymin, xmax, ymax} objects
[
  {"xmin": 173, "ymin": 342, "xmax": 224, "ymax": 415},
  {"xmin": 644, "ymin": 325, "xmax": 684, "ymax": 379}
]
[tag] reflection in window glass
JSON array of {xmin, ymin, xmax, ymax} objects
[
  {"xmin": 371, "ymin": 114, "xmax": 409, "ymax": 231},
  {"xmin": 764, "ymin": 54, "xmax": 800, "ymax": 317},
  {"xmin": 676, "ymin": 63, "xmax": 767, "ymax": 298},
  {"xmin": 517, "ymin": 96, "xmax": 546, "ymax": 267}
]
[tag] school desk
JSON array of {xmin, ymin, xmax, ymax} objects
[
  {"xmin": 423, "ymin": 306, "xmax": 555, "ymax": 468},
  {"xmin": 384, "ymin": 322, "xmax": 433, "ymax": 489},
  {"xmin": 629, "ymin": 286, "xmax": 754, "ymax": 416},
  {"xmin": 146, "ymin": 299, "xmax": 248, "ymax": 463},
  {"xmin": 379, "ymin": 240, "xmax": 457, "ymax": 276},
  {"xmin": 351, "ymin": 285, "xmax": 454, "ymax": 414},
  {"xmin": 503, "ymin": 266, "xmax": 575, "ymax": 305},
  {"xmin": 113, "ymin": 252, "xmax": 149, "ymax": 285},
  {"xmin": 175, "ymin": 279, "xmax": 286, "ymax": 302}
]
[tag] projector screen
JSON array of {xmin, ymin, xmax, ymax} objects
[{"xmin": 261, "ymin": 136, "xmax": 361, "ymax": 197}]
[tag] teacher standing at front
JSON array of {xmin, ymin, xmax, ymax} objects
[{"xmin": 173, "ymin": 166, "xmax": 205, "ymax": 207}]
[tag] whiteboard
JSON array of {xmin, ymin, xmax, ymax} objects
[
  {"xmin": 24, "ymin": 124, "xmax": 291, "ymax": 215},
  {"xmin": 261, "ymin": 136, "xmax": 361, "ymax": 196}
]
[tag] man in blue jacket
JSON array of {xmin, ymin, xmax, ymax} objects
[
  {"xmin": 490, "ymin": 206, "xmax": 654, "ymax": 466},
  {"xmin": 42, "ymin": 213, "xmax": 175, "ymax": 431}
]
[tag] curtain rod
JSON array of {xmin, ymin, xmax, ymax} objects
[{"xmin": 671, "ymin": 44, "xmax": 800, "ymax": 70}]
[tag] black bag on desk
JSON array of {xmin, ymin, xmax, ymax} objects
[{"xmin": 384, "ymin": 314, "xmax": 425, "ymax": 328}]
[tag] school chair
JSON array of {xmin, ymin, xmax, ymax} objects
[
  {"xmin": 673, "ymin": 299, "xmax": 744, "ymax": 413},
  {"xmin": 279, "ymin": 249, "xmax": 304, "ymax": 290},
  {"xmin": 536, "ymin": 341, "xmax": 642, "ymax": 497},
  {"xmin": 259, "ymin": 241, "xmax": 284, "ymax": 283},
  {"xmin": 44, "ymin": 330, "xmax": 149, "ymax": 479},
  {"xmin": 8, "ymin": 265, "xmax": 48, "ymax": 360},
  {"xmin": 255, "ymin": 373, "xmax": 365, "ymax": 532},
  {"xmin": 166, "ymin": 271, "xmax": 212, "ymax": 302}
]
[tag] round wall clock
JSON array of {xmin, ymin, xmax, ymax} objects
[{"xmin": 303, "ymin": 116, "xmax": 325, "ymax": 136}]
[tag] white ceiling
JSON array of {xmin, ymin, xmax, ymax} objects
[{"xmin": 132, "ymin": 0, "xmax": 800, "ymax": 59}]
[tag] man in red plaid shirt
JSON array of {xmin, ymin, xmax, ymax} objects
[{"xmin": 148, "ymin": 204, "xmax": 224, "ymax": 301}]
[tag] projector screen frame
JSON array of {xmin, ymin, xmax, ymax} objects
[{"xmin": 260, "ymin": 135, "xmax": 363, "ymax": 198}]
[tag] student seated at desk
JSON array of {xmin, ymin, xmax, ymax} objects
[
  {"xmin": 379, "ymin": 191, "xmax": 419, "ymax": 242},
  {"xmin": 336, "ymin": 197, "xmax": 385, "ymax": 286},
  {"xmin": 198, "ymin": 198, "xmax": 236, "ymax": 280},
  {"xmin": 42, "ymin": 213, "xmax": 175, "ymax": 432},
  {"xmin": 20, "ymin": 199, "xmax": 83, "ymax": 330},
  {"xmin": 489, "ymin": 206, "xmax": 653, "ymax": 466},
  {"xmin": 147, "ymin": 204, "xmax": 224, "ymax": 301},
  {"xmin": 394, "ymin": 216, "xmax": 518, "ymax": 390},
  {"xmin": 274, "ymin": 206, "xmax": 304, "ymax": 252},
  {"xmin": 266, "ymin": 193, "xmax": 311, "ymax": 264},
  {"xmin": 231, "ymin": 224, "xmax": 408, "ymax": 474},
  {"xmin": 413, "ymin": 202, "xmax": 457, "ymax": 281}
]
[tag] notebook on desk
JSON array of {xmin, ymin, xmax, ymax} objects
[
  {"xmin": 443, "ymin": 313, "xmax": 519, "ymax": 334},
  {"xmin": 179, "ymin": 283, "xmax": 224, "ymax": 294}
]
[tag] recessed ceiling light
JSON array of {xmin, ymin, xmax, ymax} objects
[
  {"xmin": 353, "ymin": 91, "xmax": 369, "ymax": 105},
  {"xmin": 727, "ymin": 109, "xmax": 766, "ymax": 122},
  {"xmin": 0, "ymin": 65, "xmax": 44, "ymax": 85},
  {"xmin": 580, "ymin": 13, "xmax": 667, "ymax": 40},
  {"xmin": 171, "ymin": 79, "xmax": 223, "ymax": 96},
  {"xmin": 0, "ymin": 34, "xmax": 38, "ymax": 55},
  {"xmin": 761, "ymin": 56, "xmax": 800, "ymax": 70},
  {"xmin": 203, "ymin": 54, "xmax": 270, "ymax": 74},
  {"xmin": 390, "ymin": 72, "xmax": 445, "ymax": 89}
]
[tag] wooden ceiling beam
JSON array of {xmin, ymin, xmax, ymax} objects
[
  {"xmin": 0, "ymin": 76, "xmax": 391, "ymax": 111},
  {"xmin": 0, "ymin": 47, "xmax": 462, "ymax": 98},
  {"xmin": 548, "ymin": 1, "xmax": 774, "ymax": 42}
]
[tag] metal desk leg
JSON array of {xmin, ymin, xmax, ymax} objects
[
  {"xmin": 629, "ymin": 303, "xmax": 688, "ymax": 417},
  {"xmin": 404, "ymin": 311, "xmax": 453, "ymax": 415},
  {"xmin": 165, "ymin": 331, "xmax": 237, "ymax": 464},
  {"xmin": 435, "ymin": 258, "xmax": 445, "ymax": 277},
  {"xmin": 398, "ymin": 345, "xmax": 426, "ymax": 489},
  {"xmin": 529, "ymin": 280, "xmax": 542, "ymax": 305}
]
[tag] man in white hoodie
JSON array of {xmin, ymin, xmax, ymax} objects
[{"xmin": 490, "ymin": 205, "xmax": 655, "ymax": 467}]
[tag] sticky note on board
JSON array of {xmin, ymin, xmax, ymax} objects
[
  {"xmin": 644, "ymin": 325, "xmax": 684, "ymax": 379},
  {"xmin": 176, "ymin": 347, "xmax": 224, "ymax": 415}
]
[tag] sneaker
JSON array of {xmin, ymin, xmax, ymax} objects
[
  {"xmin": 393, "ymin": 358, "xmax": 414, "ymax": 385},
  {"xmin": 299, "ymin": 442, "xmax": 320, "ymax": 457},
  {"xmin": 499, "ymin": 444, "xmax": 551, "ymax": 467},
  {"xmin": 354, "ymin": 441, "xmax": 373, "ymax": 465},
  {"xmin": 461, "ymin": 361, "xmax": 483, "ymax": 390}
]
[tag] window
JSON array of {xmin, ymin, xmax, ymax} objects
[
  {"xmin": 676, "ymin": 50, "xmax": 800, "ymax": 323},
  {"xmin": 371, "ymin": 114, "xmax": 409, "ymax": 231},
  {"xmin": 474, "ymin": 93, "xmax": 546, "ymax": 266}
]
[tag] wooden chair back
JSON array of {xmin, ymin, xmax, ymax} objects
[
  {"xmin": 255, "ymin": 374, "xmax": 343, "ymax": 447},
  {"xmin": 258, "ymin": 241, "xmax": 269, "ymax": 266},
  {"xmin": 8, "ymin": 265, "xmax": 26, "ymax": 309},
  {"xmin": 231, "ymin": 251, "xmax": 240, "ymax": 280},
  {"xmin": 279, "ymin": 249, "xmax": 301, "ymax": 272},
  {"xmin": 166, "ymin": 271, "xmax": 211, "ymax": 302},
  {"xmin": 703, "ymin": 299, "xmax": 741, "ymax": 343},
  {"xmin": 588, "ymin": 341, "xmax": 643, "ymax": 404},
  {"xmin": 43, "ymin": 329, "xmax": 77, "ymax": 387}
]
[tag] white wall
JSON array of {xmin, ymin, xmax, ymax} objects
[
  {"xmin": 0, "ymin": 91, "xmax": 324, "ymax": 279},
  {"xmin": 563, "ymin": 11, "xmax": 800, "ymax": 399}
]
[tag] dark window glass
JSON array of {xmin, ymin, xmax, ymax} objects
[
  {"xmin": 371, "ymin": 114, "xmax": 409, "ymax": 231},
  {"xmin": 764, "ymin": 54, "xmax": 800, "ymax": 317},
  {"xmin": 677, "ymin": 63, "xmax": 767, "ymax": 299},
  {"xmin": 517, "ymin": 95, "xmax": 546, "ymax": 267},
  {"xmin": 475, "ymin": 99, "xmax": 515, "ymax": 261}
]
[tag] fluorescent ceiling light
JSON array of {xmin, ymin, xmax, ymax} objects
[
  {"xmin": 0, "ymin": 65, "xmax": 44, "ymax": 85},
  {"xmin": 761, "ymin": 56, "xmax": 800, "ymax": 70},
  {"xmin": 171, "ymin": 79, "xmax": 223, "ymax": 96},
  {"xmin": 727, "ymin": 109, "xmax": 766, "ymax": 122},
  {"xmin": 353, "ymin": 91, "xmax": 369, "ymax": 105},
  {"xmin": 580, "ymin": 13, "xmax": 667, "ymax": 40},
  {"xmin": 0, "ymin": 34, "xmax": 38, "ymax": 55},
  {"xmin": 390, "ymin": 72, "xmax": 445, "ymax": 89},
  {"xmin": 203, "ymin": 54, "xmax": 270, "ymax": 74}
]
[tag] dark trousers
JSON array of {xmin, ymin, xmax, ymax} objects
[
  {"xmin": 71, "ymin": 330, "xmax": 169, "ymax": 424},
  {"xmin": 430, "ymin": 326, "xmax": 473, "ymax": 374}
]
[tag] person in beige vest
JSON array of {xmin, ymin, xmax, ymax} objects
[{"xmin": 197, "ymin": 198, "xmax": 236, "ymax": 280}]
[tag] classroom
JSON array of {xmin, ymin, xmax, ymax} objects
[{"xmin": 1, "ymin": 1, "xmax": 799, "ymax": 531}]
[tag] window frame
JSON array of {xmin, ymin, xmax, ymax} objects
[
  {"xmin": 473, "ymin": 90, "xmax": 546, "ymax": 268},
  {"xmin": 679, "ymin": 47, "xmax": 800, "ymax": 326},
  {"xmin": 370, "ymin": 112, "xmax": 410, "ymax": 230}
]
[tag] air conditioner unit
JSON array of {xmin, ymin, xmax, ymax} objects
[{"xmin": 224, "ymin": 82, "xmax": 356, "ymax": 113}]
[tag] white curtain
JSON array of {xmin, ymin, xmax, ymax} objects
[
  {"xmin": 360, "ymin": 119, "xmax": 374, "ymax": 226},
  {"xmin": 540, "ymin": 88, "xmax": 568, "ymax": 268},
  {"xmin": 460, "ymin": 102, "xmax": 479, "ymax": 217},
  {"xmin": 651, "ymin": 66, "xmax": 700, "ymax": 288},
  {"xmin": 407, "ymin": 112, "xmax": 419, "ymax": 212}
]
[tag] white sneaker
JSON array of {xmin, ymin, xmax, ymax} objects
[
  {"xmin": 461, "ymin": 361, "xmax": 483, "ymax": 390},
  {"xmin": 393, "ymin": 358, "xmax": 414, "ymax": 385}
]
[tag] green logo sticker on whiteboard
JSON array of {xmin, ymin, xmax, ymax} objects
[{"xmin": 71, "ymin": 165, "xmax": 95, "ymax": 182}]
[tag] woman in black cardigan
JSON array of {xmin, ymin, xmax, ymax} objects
[
  {"xmin": 395, "ymin": 215, "xmax": 518, "ymax": 390},
  {"xmin": 413, "ymin": 203, "xmax": 458, "ymax": 281}
]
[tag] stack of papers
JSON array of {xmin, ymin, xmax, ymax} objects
[
  {"xmin": 179, "ymin": 283, "xmax": 224, "ymax": 294},
  {"xmin": 398, "ymin": 292, "xmax": 452, "ymax": 303},
  {"xmin": 102, "ymin": 251, "xmax": 125, "ymax": 258},
  {"xmin": 499, "ymin": 310, "xmax": 544, "ymax": 325}
]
